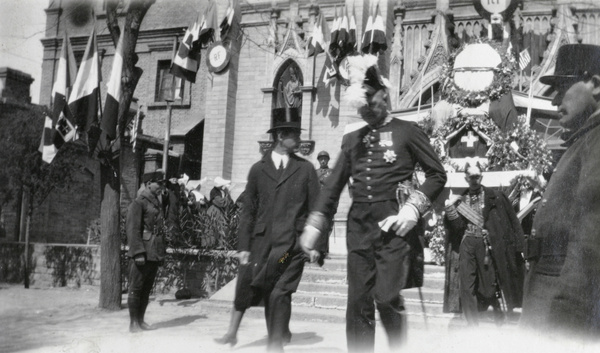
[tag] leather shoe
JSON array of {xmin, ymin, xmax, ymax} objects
[
  {"xmin": 140, "ymin": 321, "xmax": 153, "ymax": 330},
  {"xmin": 214, "ymin": 334, "xmax": 238, "ymax": 346}
]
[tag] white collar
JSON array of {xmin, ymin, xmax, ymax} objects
[{"xmin": 271, "ymin": 150, "xmax": 289, "ymax": 169}]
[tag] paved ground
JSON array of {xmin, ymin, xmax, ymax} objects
[{"xmin": 1, "ymin": 283, "xmax": 599, "ymax": 353}]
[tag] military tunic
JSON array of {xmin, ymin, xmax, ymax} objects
[{"xmin": 312, "ymin": 118, "xmax": 446, "ymax": 352}]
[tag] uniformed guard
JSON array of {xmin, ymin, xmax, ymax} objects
[
  {"xmin": 126, "ymin": 170, "xmax": 167, "ymax": 333},
  {"xmin": 300, "ymin": 55, "xmax": 446, "ymax": 352}
]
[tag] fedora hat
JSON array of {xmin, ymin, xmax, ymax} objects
[
  {"xmin": 142, "ymin": 169, "xmax": 165, "ymax": 183},
  {"xmin": 540, "ymin": 44, "xmax": 600, "ymax": 85},
  {"xmin": 267, "ymin": 107, "xmax": 303, "ymax": 133}
]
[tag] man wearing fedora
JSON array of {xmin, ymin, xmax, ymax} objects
[
  {"xmin": 126, "ymin": 170, "xmax": 167, "ymax": 332},
  {"xmin": 300, "ymin": 55, "xmax": 446, "ymax": 352},
  {"xmin": 520, "ymin": 44, "xmax": 600, "ymax": 336},
  {"xmin": 218, "ymin": 107, "xmax": 320, "ymax": 352}
]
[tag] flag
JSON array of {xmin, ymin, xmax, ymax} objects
[
  {"xmin": 329, "ymin": 6, "xmax": 340, "ymax": 57},
  {"xmin": 199, "ymin": 0, "xmax": 219, "ymax": 47},
  {"xmin": 361, "ymin": 3, "xmax": 387, "ymax": 54},
  {"xmin": 519, "ymin": 48, "xmax": 531, "ymax": 71},
  {"xmin": 68, "ymin": 28, "xmax": 100, "ymax": 138},
  {"xmin": 308, "ymin": 12, "xmax": 330, "ymax": 57},
  {"xmin": 102, "ymin": 32, "xmax": 124, "ymax": 140},
  {"xmin": 220, "ymin": 0, "xmax": 237, "ymax": 41},
  {"xmin": 171, "ymin": 19, "xmax": 202, "ymax": 83},
  {"xmin": 347, "ymin": 4, "xmax": 357, "ymax": 53},
  {"xmin": 42, "ymin": 33, "xmax": 77, "ymax": 163},
  {"xmin": 322, "ymin": 53, "xmax": 339, "ymax": 86},
  {"xmin": 171, "ymin": 1, "xmax": 218, "ymax": 83}
]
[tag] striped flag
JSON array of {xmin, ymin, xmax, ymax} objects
[
  {"xmin": 329, "ymin": 6, "xmax": 341, "ymax": 57},
  {"xmin": 102, "ymin": 31, "xmax": 124, "ymax": 140},
  {"xmin": 361, "ymin": 3, "xmax": 387, "ymax": 54},
  {"xmin": 220, "ymin": 0, "xmax": 238, "ymax": 41},
  {"xmin": 199, "ymin": 0, "xmax": 219, "ymax": 46},
  {"xmin": 308, "ymin": 12, "xmax": 330, "ymax": 57},
  {"xmin": 171, "ymin": 1, "xmax": 219, "ymax": 83},
  {"xmin": 68, "ymin": 28, "xmax": 101, "ymax": 144},
  {"xmin": 171, "ymin": 19, "xmax": 202, "ymax": 83},
  {"xmin": 347, "ymin": 4, "xmax": 357, "ymax": 54},
  {"xmin": 519, "ymin": 48, "xmax": 531, "ymax": 71},
  {"xmin": 42, "ymin": 33, "xmax": 77, "ymax": 163}
]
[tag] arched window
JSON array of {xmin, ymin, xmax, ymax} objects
[{"xmin": 273, "ymin": 60, "xmax": 303, "ymax": 111}]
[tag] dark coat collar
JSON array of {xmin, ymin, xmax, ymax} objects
[{"xmin": 561, "ymin": 109, "xmax": 600, "ymax": 147}]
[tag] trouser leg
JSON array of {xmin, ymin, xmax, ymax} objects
[
  {"xmin": 346, "ymin": 249, "xmax": 376, "ymax": 353},
  {"xmin": 138, "ymin": 262, "xmax": 159, "ymax": 326},
  {"xmin": 374, "ymin": 231, "xmax": 411, "ymax": 351},
  {"xmin": 266, "ymin": 287, "xmax": 291, "ymax": 352},
  {"xmin": 127, "ymin": 260, "xmax": 144, "ymax": 332},
  {"xmin": 459, "ymin": 237, "xmax": 480, "ymax": 326}
]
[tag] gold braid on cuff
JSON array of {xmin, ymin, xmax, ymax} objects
[
  {"xmin": 305, "ymin": 211, "xmax": 328, "ymax": 233},
  {"xmin": 406, "ymin": 190, "xmax": 432, "ymax": 216}
]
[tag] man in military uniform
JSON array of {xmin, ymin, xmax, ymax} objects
[
  {"xmin": 300, "ymin": 55, "xmax": 446, "ymax": 352},
  {"xmin": 126, "ymin": 170, "xmax": 167, "ymax": 333},
  {"xmin": 316, "ymin": 150, "xmax": 333, "ymax": 188},
  {"xmin": 444, "ymin": 163, "xmax": 525, "ymax": 326},
  {"xmin": 520, "ymin": 44, "xmax": 600, "ymax": 336}
]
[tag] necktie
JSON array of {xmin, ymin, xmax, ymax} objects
[{"xmin": 277, "ymin": 160, "xmax": 284, "ymax": 179}]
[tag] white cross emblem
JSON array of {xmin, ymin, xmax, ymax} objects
[
  {"xmin": 461, "ymin": 130, "xmax": 479, "ymax": 148},
  {"xmin": 383, "ymin": 150, "xmax": 397, "ymax": 163}
]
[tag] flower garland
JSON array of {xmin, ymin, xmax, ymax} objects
[
  {"xmin": 434, "ymin": 112, "xmax": 500, "ymax": 142},
  {"xmin": 486, "ymin": 115, "xmax": 553, "ymax": 175},
  {"xmin": 440, "ymin": 39, "xmax": 516, "ymax": 108}
]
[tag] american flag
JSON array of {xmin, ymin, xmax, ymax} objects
[{"xmin": 519, "ymin": 49, "xmax": 531, "ymax": 71}]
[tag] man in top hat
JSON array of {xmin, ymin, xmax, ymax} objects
[
  {"xmin": 520, "ymin": 44, "xmax": 600, "ymax": 336},
  {"xmin": 126, "ymin": 170, "xmax": 167, "ymax": 332},
  {"xmin": 220, "ymin": 107, "xmax": 320, "ymax": 352},
  {"xmin": 300, "ymin": 55, "xmax": 446, "ymax": 352}
]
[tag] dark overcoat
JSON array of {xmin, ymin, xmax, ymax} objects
[
  {"xmin": 238, "ymin": 151, "xmax": 320, "ymax": 294},
  {"xmin": 443, "ymin": 187, "xmax": 525, "ymax": 313},
  {"xmin": 126, "ymin": 189, "xmax": 166, "ymax": 262},
  {"xmin": 521, "ymin": 110, "xmax": 600, "ymax": 334}
]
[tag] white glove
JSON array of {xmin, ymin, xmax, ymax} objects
[
  {"xmin": 379, "ymin": 204, "xmax": 419, "ymax": 237},
  {"xmin": 300, "ymin": 226, "xmax": 322, "ymax": 263},
  {"xmin": 445, "ymin": 194, "xmax": 462, "ymax": 207},
  {"xmin": 237, "ymin": 251, "xmax": 250, "ymax": 265}
]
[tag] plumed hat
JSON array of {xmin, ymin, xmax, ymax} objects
[
  {"xmin": 345, "ymin": 54, "xmax": 391, "ymax": 109},
  {"xmin": 267, "ymin": 107, "xmax": 303, "ymax": 133},
  {"xmin": 540, "ymin": 44, "xmax": 600, "ymax": 85}
]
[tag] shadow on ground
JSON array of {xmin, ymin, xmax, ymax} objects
[
  {"xmin": 152, "ymin": 315, "xmax": 206, "ymax": 329},
  {"xmin": 238, "ymin": 332, "xmax": 324, "ymax": 349}
]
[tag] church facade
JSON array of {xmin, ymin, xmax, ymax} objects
[{"xmin": 25, "ymin": 0, "xmax": 600, "ymax": 243}]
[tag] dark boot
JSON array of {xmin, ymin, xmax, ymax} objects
[
  {"xmin": 128, "ymin": 297, "xmax": 142, "ymax": 333},
  {"xmin": 139, "ymin": 298, "xmax": 153, "ymax": 330}
]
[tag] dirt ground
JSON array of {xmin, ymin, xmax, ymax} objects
[{"xmin": 1, "ymin": 283, "xmax": 599, "ymax": 353}]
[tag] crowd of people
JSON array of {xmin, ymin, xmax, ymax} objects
[{"xmin": 124, "ymin": 44, "xmax": 600, "ymax": 351}]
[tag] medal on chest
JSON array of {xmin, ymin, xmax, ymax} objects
[
  {"xmin": 383, "ymin": 150, "xmax": 397, "ymax": 163},
  {"xmin": 379, "ymin": 131, "xmax": 393, "ymax": 147}
]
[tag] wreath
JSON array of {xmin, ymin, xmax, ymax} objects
[
  {"xmin": 440, "ymin": 39, "xmax": 516, "ymax": 108},
  {"xmin": 486, "ymin": 115, "xmax": 553, "ymax": 175}
]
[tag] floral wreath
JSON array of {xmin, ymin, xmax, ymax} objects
[
  {"xmin": 440, "ymin": 39, "xmax": 516, "ymax": 108},
  {"xmin": 486, "ymin": 115, "xmax": 553, "ymax": 175}
]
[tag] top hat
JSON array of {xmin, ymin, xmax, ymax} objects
[
  {"xmin": 540, "ymin": 44, "xmax": 600, "ymax": 85},
  {"xmin": 317, "ymin": 151, "xmax": 330, "ymax": 159},
  {"xmin": 142, "ymin": 169, "xmax": 165, "ymax": 183},
  {"xmin": 267, "ymin": 107, "xmax": 303, "ymax": 133}
]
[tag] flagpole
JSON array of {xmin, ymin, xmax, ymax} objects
[
  {"xmin": 526, "ymin": 73, "xmax": 534, "ymax": 126},
  {"xmin": 162, "ymin": 36, "xmax": 178, "ymax": 176}
]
